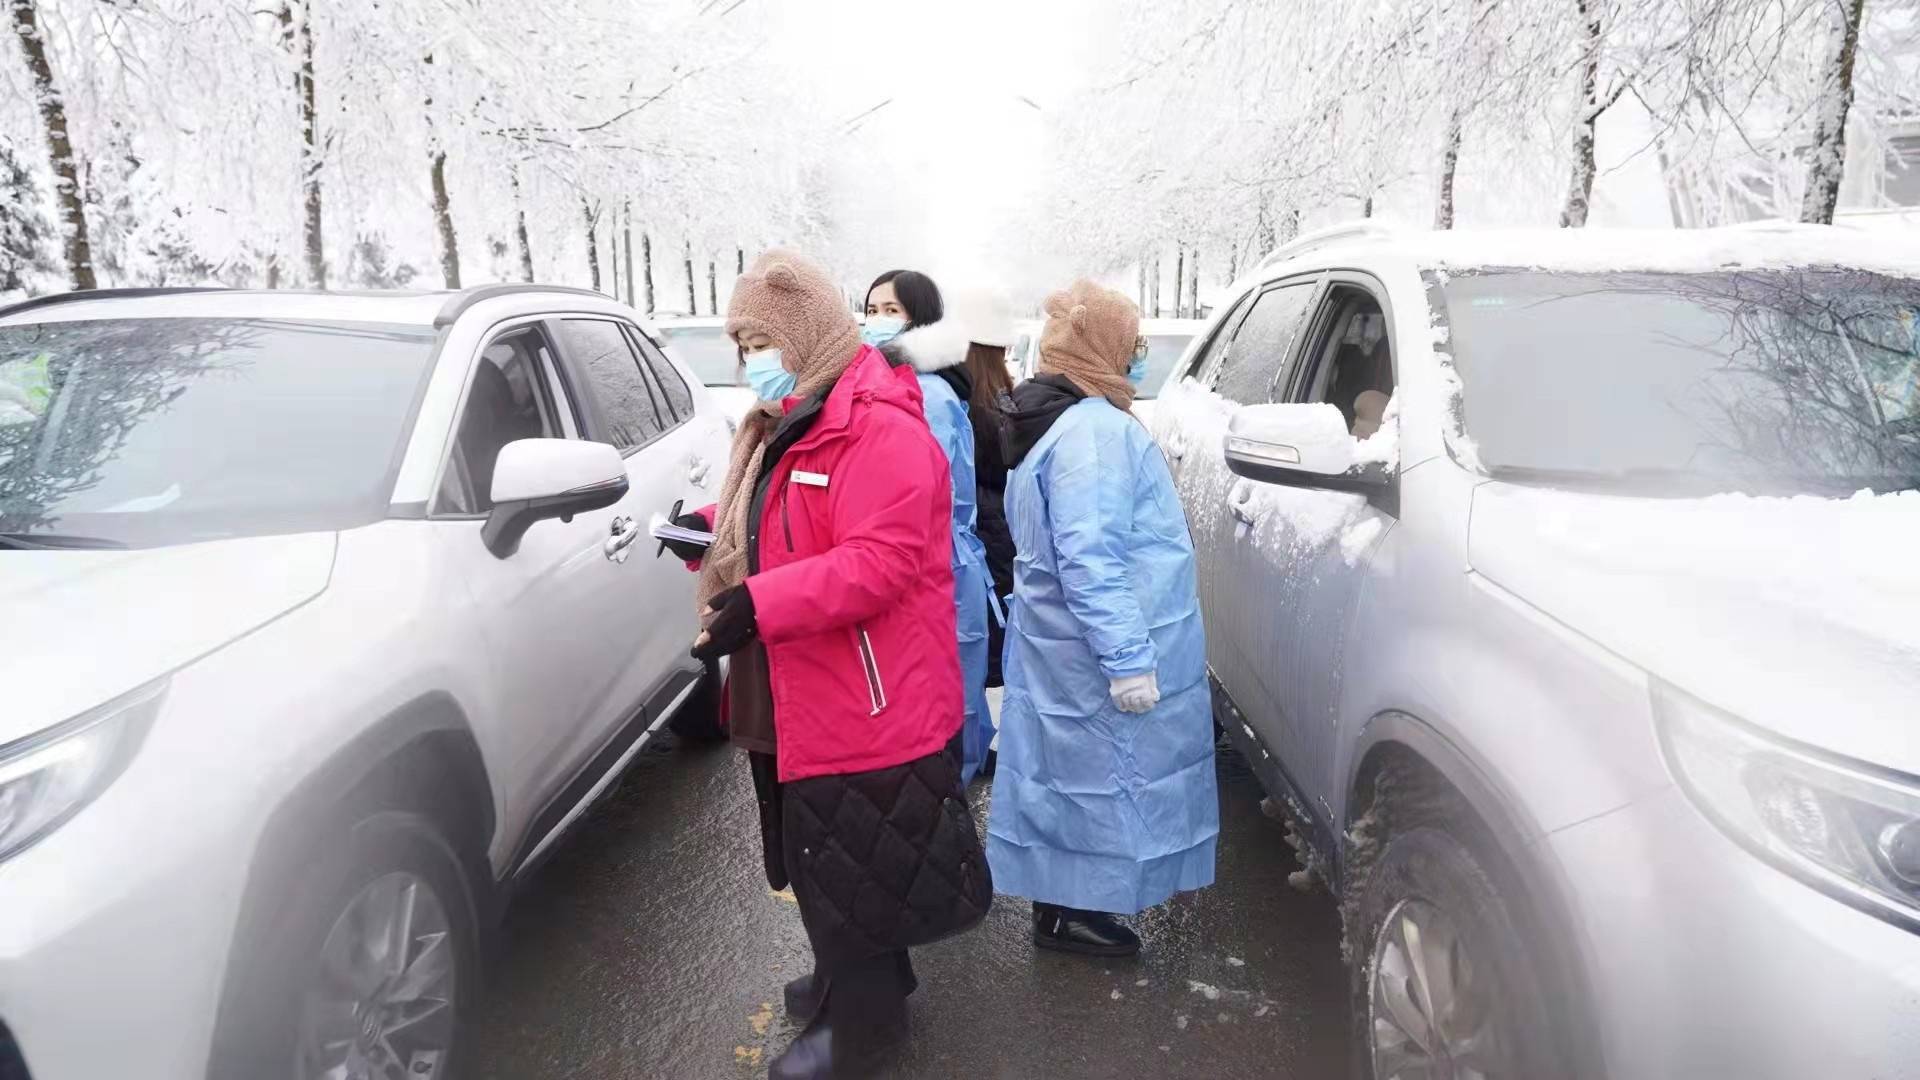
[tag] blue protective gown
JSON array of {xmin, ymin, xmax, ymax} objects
[
  {"xmin": 987, "ymin": 398, "xmax": 1219, "ymax": 915},
  {"xmin": 918, "ymin": 373, "xmax": 995, "ymax": 785}
]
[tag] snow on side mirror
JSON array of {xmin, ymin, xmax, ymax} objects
[{"xmin": 1223, "ymin": 403, "xmax": 1388, "ymax": 490}]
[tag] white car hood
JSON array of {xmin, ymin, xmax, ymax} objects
[
  {"xmin": 1468, "ymin": 484, "xmax": 1920, "ymax": 773},
  {"xmin": 0, "ymin": 533, "xmax": 336, "ymax": 744}
]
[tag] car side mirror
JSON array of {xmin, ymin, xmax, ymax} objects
[
  {"xmin": 1223, "ymin": 403, "xmax": 1390, "ymax": 491},
  {"xmin": 482, "ymin": 438, "xmax": 629, "ymax": 558}
]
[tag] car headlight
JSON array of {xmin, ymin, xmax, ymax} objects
[
  {"xmin": 0, "ymin": 678, "xmax": 163, "ymax": 864},
  {"xmin": 1656, "ymin": 678, "xmax": 1920, "ymax": 934}
]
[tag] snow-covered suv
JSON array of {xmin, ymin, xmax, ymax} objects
[
  {"xmin": 1154, "ymin": 223, "xmax": 1920, "ymax": 1080},
  {"xmin": 0, "ymin": 285, "xmax": 731, "ymax": 1079}
]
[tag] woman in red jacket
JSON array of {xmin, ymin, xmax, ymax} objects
[{"xmin": 673, "ymin": 250, "xmax": 990, "ymax": 1080}]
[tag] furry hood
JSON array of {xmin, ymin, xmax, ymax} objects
[{"xmin": 888, "ymin": 317, "xmax": 974, "ymax": 373}]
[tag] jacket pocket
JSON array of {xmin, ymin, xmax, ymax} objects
[
  {"xmin": 780, "ymin": 489, "xmax": 795, "ymax": 552},
  {"xmin": 853, "ymin": 624, "xmax": 888, "ymax": 716}
]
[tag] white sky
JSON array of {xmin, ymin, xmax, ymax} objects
[{"xmin": 764, "ymin": 0, "xmax": 1096, "ymax": 288}]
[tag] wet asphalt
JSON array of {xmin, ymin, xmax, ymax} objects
[{"xmin": 473, "ymin": 730, "xmax": 1350, "ymax": 1079}]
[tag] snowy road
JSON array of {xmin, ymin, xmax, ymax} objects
[{"xmin": 473, "ymin": 733, "xmax": 1349, "ymax": 1079}]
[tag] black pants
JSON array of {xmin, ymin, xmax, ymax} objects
[{"xmin": 821, "ymin": 949, "xmax": 915, "ymax": 1058}]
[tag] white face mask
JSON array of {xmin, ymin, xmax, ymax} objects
[{"xmin": 862, "ymin": 315, "xmax": 907, "ymax": 348}]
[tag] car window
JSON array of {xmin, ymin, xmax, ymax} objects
[
  {"xmin": 1211, "ymin": 283, "xmax": 1318, "ymax": 405},
  {"xmin": 631, "ymin": 328, "xmax": 695, "ymax": 423},
  {"xmin": 1184, "ymin": 293, "xmax": 1254, "ymax": 384},
  {"xmin": 1134, "ymin": 334, "xmax": 1195, "ymax": 399},
  {"xmin": 437, "ymin": 328, "xmax": 563, "ymax": 516},
  {"xmin": 654, "ymin": 324, "xmax": 738, "ymax": 387},
  {"xmin": 1289, "ymin": 286, "xmax": 1396, "ymax": 438},
  {"xmin": 556, "ymin": 318, "xmax": 668, "ymax": 452},
  {"xmin": 0, "ymin": 317, "xmax": 436, "ymax": 547}
]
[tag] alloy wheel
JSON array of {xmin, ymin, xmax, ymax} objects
[
  {"xmin": 296, "ymin": 871, "xmax": 456, "ymax": 1080},
  {"xmin": 1368, "ymin": 897, "xmax": 1506, "ymax": 1080}
]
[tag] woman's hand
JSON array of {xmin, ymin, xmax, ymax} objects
[
  {"xmin": 1109, "ymin": 672, "xmax": 1160, "ymax": 714},
  {"xmin": 692, "ymin": 584, "xmax": 758, "ymax": 660},
  {"xmin": 662, "ymin": 511, "xmax": 713, "ymax": 562}
]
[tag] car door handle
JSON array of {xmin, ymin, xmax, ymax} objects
[
  {"xmin": 604, "ymin": 515, "xmax": 642, "ymax": 563},
  {"xmin": 1228, "ymin": 482, "xmax": 1259, "ymax": 526}
]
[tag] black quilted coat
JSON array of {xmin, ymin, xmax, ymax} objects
[{"xmin": 751, "ymin": 739, "xmax": 992, "ymax": 971}]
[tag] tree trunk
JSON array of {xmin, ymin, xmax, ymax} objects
[
  {"xmin": 683, "ymin": 239, "xmax": 695, "ymax": 315},
  {"xmin": 1281, "ymin": 207, "xmax": 1301, "ymax": 245},
  {"xmin": 1435, "ymin": 108, "xmax": 1463, "ymax": 230},
  {"xmin": 1560, "ymin": 0, "xmax": 1605, "ymax": 228},
  {"xmin": 706, "ymin": 259, "xmax": 718, "ymax": 315},
  {"xmin": 11, "ymin": 0, "xmax": 96, "ymax": 289},
  {"xmin": 1362, "ymin": 193, "xmax": 1375, "ymax": 219},
  {"xmin": 1255, "ymin": 200, "xmax": 1277, "ymax": 261},
  {"xmin": 1172, "ymin": 246, "xmax": 1185, "ymax": 319},
  {"xmin": 736, "ymin": 247, "xmax": 744, "ymax": 275},
  {"xmin": 1149, "ymin": 257, "xmax": 1161, "ymax": 318},
  {"xmin": 609, "ymin": 211, "xmax": 621, "ymax": 299},
  {"xmin": 266, "ymin": 254, "xmax": 283, "ymax": 290},
  {"xmin": 1800, "ymin": 0, "xmax": 1868, "ymax": 224},
  {"xmin": 641, "ymin": 232, "xmax": 654, "ymax": 315},
  {"xmin": 1228, "ymin": 241, "xmax": 1239, "ymax": 282},
  {"xmin": 423, "ymin": 54, "xmax": 459, "ymax": 289},
  {"xmin": 1188, "ymin": 248, "xmax": 1200, "ymax": 316},
  {"xmin": 279, "ymin": 1, "xmax": 325, "ymax": 287},
  {"xmin": 509, "ymin": 167, "xmax": 534, "ymax": 281},
  {"xmin": 582, "ymin": 199, "xmax": 601, "ymax": 292},
  {"xmin": 621, "ymin": 203, "xmax": 635, "ymax": 306}
]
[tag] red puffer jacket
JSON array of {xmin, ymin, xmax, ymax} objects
[{"xmin": 704, "ymin": 345, "xmax": 962, "ymax": 782}]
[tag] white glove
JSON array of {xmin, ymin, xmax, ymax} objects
[{"xmin": 1109, "ymin": 672, "xmax": 1160, "ymax": 714}]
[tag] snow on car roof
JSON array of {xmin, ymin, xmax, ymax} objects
[
  {"xmin": 0, "ymin": 288, "xmax": 455, "ymax": 327},
  {"xmin": 1293, "ymin": 223, "xmax": 1920, "ymax": 278}
]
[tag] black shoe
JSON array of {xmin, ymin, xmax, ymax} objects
[
  {"xmin": 769, "ymin": 1015, "xmax": 834, "ymax": 1080},
  {"xmin": 1032, "ymin": 902, "xmax": 1141, "ymax": 957},
  {"xmin": 784, "ymin": 971, "xmax": 826, "ymax": 1022}
]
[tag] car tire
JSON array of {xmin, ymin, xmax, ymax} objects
[
  {"xmin": 668, "ymin": 658, "xmax": 727, "ymax": 742},
  {"xmin": 212, "ymin": 810, "xmax": 480, "ymax": 1080},
  {"xmin": 1347, "ymin": 824, "xmax": 1559, "ymax": 1080}
]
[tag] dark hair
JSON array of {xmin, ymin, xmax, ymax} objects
[
  {"xmin": 965, "ymin": 342, "xmax": 1013, "ymax": 416},
  {"xmin": 865, "ymin": 269, "xmax": 944, "ymax": 328}
]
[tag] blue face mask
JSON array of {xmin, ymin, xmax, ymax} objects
[
  {"xmin": 744, "ymin": 349, "xmax": 797, "ymax": 401},
  {"xmin": 861, "ymin": 315, "xmax": 907, "ymax": 348},
  {"xmin": 1127, "ymin": 346, "xmax": 1150, "ymax": 386}
]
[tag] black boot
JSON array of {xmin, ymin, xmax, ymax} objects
[
  {"xmin": 1033, "ymin": 902, "xmax": 1141, "ymax": 957},
  {"xmin": 784, "ymin": 972, "xmax": 826, "ymax": 1023},
  {"xmin": 768, "ymin": 1015, "xmax": 834, "ymax": 1080}
]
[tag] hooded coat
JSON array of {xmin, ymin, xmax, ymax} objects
[
  {"xmin": 888, "ymin": 319, "xmax": 996, "ymax": 784},
  {"xmin": 986, "ymin": 372, "xmax": 1219, "ymax": 915}
]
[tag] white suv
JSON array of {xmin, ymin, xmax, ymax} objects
[
  {"xmin": 0, "ymin": 285, "xmax": 731, "ymax": 1079},
  {"xmin": 1154, "ymin": 223, "xmax": 1920, "ymax": 1079}
]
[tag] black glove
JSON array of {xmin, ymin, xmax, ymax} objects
[
  {"xmin": 662, "ymin": 512, "xmax": 713, "ymax": 562},
  {"xmin": 691, "ymin": 584, "xmax": 757, "ymax": 660}
]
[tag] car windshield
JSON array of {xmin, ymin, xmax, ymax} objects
[
  {"xmin": 1436, "ymin": 269, "xmax": 1920, "ymax": 496},
  {"xmin": 1135, "ymin": 333, "xmax": 1194, "ymax": 399},
  {"xmin": 0, "ymin": 316, "xmax": 438, "ymax": 548},
  {"xmin": 654, "ymin": 324, "xmax": 737, "ymax": 386}
]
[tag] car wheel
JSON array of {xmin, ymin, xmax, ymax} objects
[
  {"xmin": 1349, "ymin": 825, "xmax": 1558, "ymax": 1080},
  {"xmin": 668, "ymin": 659, "xmax": 727, "ymax": 742},
  {"xmin": 217, "ymin": 811, "xmax": 479, "ymax": 1080}
]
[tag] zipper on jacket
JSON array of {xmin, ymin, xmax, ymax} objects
[
  {"xmin": 780, "ymin": 488, "xmax": 795, "ymax": 552},
  {"xmin": 854, "ymin": 624, "xmax": 888, "ymax": 716}
]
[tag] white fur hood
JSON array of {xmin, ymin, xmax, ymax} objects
[{"xmin": 889, "ymin": 319, "xmax": 974, "ymax": 373}]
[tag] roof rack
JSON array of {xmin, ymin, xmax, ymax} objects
[
  {"xmin": 1257, "ymin": 220, "xmax": 1398, "ymax": 272},
  {"xmin": 432, "ymin": 284, "xmax": 615, "ymax": 328},
  {"xmin": 0, "ymin": 286, "xmax": 227, "ymax": 320}
]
